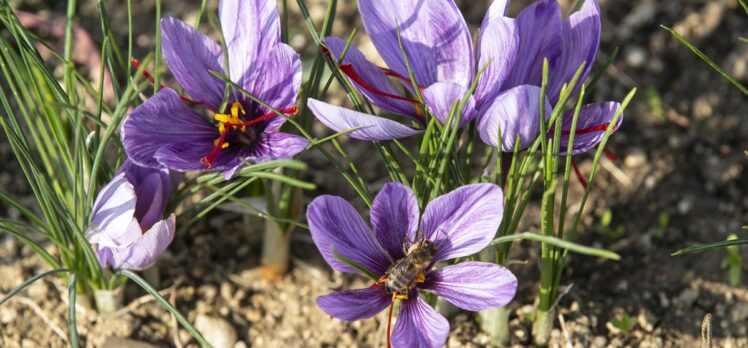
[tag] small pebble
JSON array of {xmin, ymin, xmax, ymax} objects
[{"xmin": 195, "ymin": 314, "xmax": 238, "ymax": 348}]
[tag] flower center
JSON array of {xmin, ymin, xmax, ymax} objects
[{"xmin": 200, "ymin": 102, "xmax": 298, "ymax": 169}]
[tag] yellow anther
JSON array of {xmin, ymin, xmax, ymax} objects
[
  {"xmin": 394, "ymin": 294, "xmax": 409, "ymax": 300},
  {"xmin": 214, "ymin": 114, "xmax": 232, "ymax": 123},
  {"xmin": 221, "ymin": 143, "xmax": 229, "ymax": 149},
  {"xmin": 231, "ymin": 102, "xmax": 245, "ymax": 117}
]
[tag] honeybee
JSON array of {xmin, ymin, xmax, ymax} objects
[{"xmin": 383, "ymin": 238, "xmax": 437, "ymax": 299}]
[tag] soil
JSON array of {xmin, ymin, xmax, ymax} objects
[{"xmin": 2, "ymin": 0, "xmax": 748, "ymax": 347}]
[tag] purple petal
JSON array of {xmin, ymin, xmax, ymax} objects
[
  {"xmin": 91, "ymin": 218, "xmax": 141, "ymax": 268},
  {"xmin": 132, "ymin": 172, "xmax": 166, "ymax": 230},
  {"xmin": 560, "ymin": 101, "xmax": 622, "ymax": 155},
  {"xmin": 423, "ymin": 262, "xmax": 517, "ymax": 311},
  {"xmin": 422, "ymin": 82, "xmax": 476, "ymax": 127},
  {"xmin": 219, "ymin": 0, "xmax": 280, "ymax": 87},
  {"xmin": 550, "ymin": 0, "xmax": 601, "ymax": 103},
  {"xmin": 307, "ymin": 195, "xmax": 392, "ymax": 275},
  {"xmin": 323, "ymin": 37, "xmax": 419, "ymax": 119},
  {"xmin": 359, "ymin": 0, "xmax": 474, "ymax": 88},
  {"xmin": 117, "ymin": 160, "xmax": 172, "ymax": 229},
  {"xmin": 153, "ymin": 141, "xmax": 244, "ymax": 173},
  {"xmin": 370, "ymin": 183, "xmax": 420, "ymax": 261},
  {"xmin": 391, "ymin": 296, "xmax": 449, "ymax": 348},
  {"xmin": 122, "ymin": 88, "xmax": 218, "ymax": 170},
  {"xmin": 243, "ymin": 43, "xmax": 301, "ymax": 115},
  {"xmin": 307, "ymin": 99, "xmax": 423, "ymax": 141},
  {"xmin": 161, "ymin": 17, "xmax": 226, "ymax": 110},
  {"xmin": 505, "ymin": 0, "xmax": 563, "ymax": 89},
  {"xmin": 421, "ymin": 184, "xmax": 503, "ymax": 262},
  {"xmin": 316, "ymin": 287, "xmax": 391, "ymax": 321},
  {"xmin": 110, "ymin": 214, "xmax": 176, "ymax": 270},
  {"xmin": 248, "ymin": 132, "xmax": 309, "ymax": 162},
  {"xmin": 478, "ymin": 85, "xmax": 551, "ymax": 152},
  {"xmin": 89, "ymin": 174, "xmax": 136, "ymax": 241},
  {"xmin": 476, "ymin": 13, "xmax": 518, "ymax": 110}
]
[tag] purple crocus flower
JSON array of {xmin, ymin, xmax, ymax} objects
[
  {"xmin": 308, "ymin": 183, "xmax": 517, "ymax": 348},
  {"xmin": 477, "ymin": 0, "xmax": 623, "ymax": 155},
  {"xmin": 86, "ymin": 160, "xmax": 176, "ymax": 271},
  {"xmin": 307, "ymin": 0, "xmax": 479, "ymax": 141},
  {"xmin": 122, "ymin": 0, "xmax": 308, "ymax": 179}
]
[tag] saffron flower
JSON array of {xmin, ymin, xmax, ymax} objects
[
  {"xmin": 308, "ymin": 183, "xmax": 517, "ymax": 348},
  {"xmin": 123, "ymin": 0, "xmax": 308, "ymax": 178},
  {"xmin": 307, "ymin": 0, "xmax": 479, "ymax": 140},
  {"xmin": 86, "ymin": 160, "xmax": 176, "ymax": 271},
  {"xmin": 477, "ymin": 0, "xmax": 623, "ymax": 155}
]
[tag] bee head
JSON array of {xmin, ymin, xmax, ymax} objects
[{"xmin": 410, "ymin": 239, "xmax": 436, "ymax": 263}]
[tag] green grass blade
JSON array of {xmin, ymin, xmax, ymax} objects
[
  {"xmin": 490, "ymin": 232, "xmax": 620, "ymax": 260},
  {"xmin": 67, "ymin": 273, "xmax": 79, "ymax": 348},
  {"xmin": 672, "ymin": 238, "xmax": 748, "ymax": 256},
  {"xmin": 662, "ymin": 25, "xmax": 748, "ymax": 95},
  {"xmin": 0, "ymin": 269, "xmax": 71, "ymax": 306},
  {"xmin": 118, "ymin": 270, "xmax": 213, "ymax": 347}
]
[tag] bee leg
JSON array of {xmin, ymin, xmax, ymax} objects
[
  {"xmin": 394, "ymin": 292, "xmax": 409, "ymax": 300},
  {"xmin": 370, "ymin": 275, "xmax": 387, "ymax": 288},
  {"xmin": 414, "ymin": 271, "xmax": 426, "ymax": 284}
]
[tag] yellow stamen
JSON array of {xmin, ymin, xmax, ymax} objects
[{"xmin": 394, "ymin": 293, "xmax": 408, "ymax": 300}]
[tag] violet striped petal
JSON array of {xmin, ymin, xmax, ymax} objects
[
  {"xmin": 391, "ymin": 296, "xmax": 449, "ymax": 348},
  {"xmin": 89, "ymin": 174, "xmax": 136, "ymax": 243},
  {"xmin": 109, "ymin": 214, "xmax": 176, "ymax": 270},
  {"xmin": 422, "ymin": 82, "xmax": 476, "ymax": 127},
  {"xmin": 161, "ymin": 17, "xmax": 226, "ymax": 110},
  {"xmin": 476, "ymin": 12, "xmax": 518, "ymax": 110},
  {"xmin": 122, "ymin": 88, "xmax": 218, "ymax": 170},
  {"xmin": 316, "ymin": 287, "xmax": 392, "ymax": 321},
  {"xmin": 219, "ymin": 0, "xmax": 280, "ymax": 88},
  {"xmin": 560, "ymin": 101, "xmax": 622, "ymax": 155},
  {"xmin": 359, "ymin": 0, "xmax": 474, "ymax": 88},
  {"xmin": 505, "ymin": 0, "xmax": 563, "ymax": 89},
  {"xmin": 323, "ymin": 37, "xmax": 419, "ymax": 119},
  {"xmin": 423, "ymin": 262, "xmax": 517, "ymax": 311},
  {"xmin": 244, "ymin": 43, "xmax": 301, "ymax": 116},
  {"xmin": 248, "ymin": 132, "xmax": 309, "ymax": 163},
  {"xmin": 307, "ymin": 195, "xmax": 392, "ymax": 275},
  {"xmin": 370, "ymin": 183, "xmax": 420, "ymax": 261},
  {"xmin": 478, "ymin": 85, "xmax": 551, "ymax": 152},
  {"xmin": 549, "ymin": 0, "xmax": 601, "ymax": 103},
  {"xmin": 421, "ymin": 183, "xmax": 503, "ymax": 262},
  {"xmin": 308, "ymin": 99, "xmax": 423, "ymax": 141}
]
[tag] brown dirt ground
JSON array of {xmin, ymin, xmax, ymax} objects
[{"xmin": 2, "ymin": 0, "xmax": 748, "ymax": 347}]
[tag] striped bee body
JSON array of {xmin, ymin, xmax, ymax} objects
[{"xmin": 384, "ymin": 239, "xmax": 436, "ymax": 297}]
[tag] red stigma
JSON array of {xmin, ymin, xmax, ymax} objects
[
  {"xmin": 571, "ymin": 159, "xmax": 588, "ymax": 189},
  {"xmin": 604, "ymin": 148, "xmax": 619, "ymax": 161},
  {"xmin": 199, "ymin": 106, "xmax": 299, "ymax": 169},
  {"xmin": 339, "ymin": 64, "xmax": 421, "ymax": 105},
  {"xmin": 562, "ymin": 122, "xmax": 612, "ymax": 135},
  {"xmin": 131, "ymin": 57, "xmax": 210, "ymax": 110},
  {"xmin": 380, "ymin": 67, "xmax": 423, "ymax": 90},
  {"xmin": 200, "ymin": 128, "xmax": 229, "ymax": 169}
]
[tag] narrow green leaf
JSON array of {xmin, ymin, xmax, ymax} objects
[
  {"xmin": 332, "ymin": 249, "xmax": 379, "ymax": 281},
  {"xmin": 662, "ymin": 25, "xmax": 748, "ymax": 95},
  {"xmin": 0, "ymin": 269, "xmax": 71, "ymax": 306},
  {"xmin": 672, "ymin": 238, "xmax": 748, "ymax": 256},
  {"xmin": 490, "ymin": 232, "xmax": 621, "ymax": 260},
  {"xmin": 67, "ymin": 274, "xmax": 79, "ymax": 348},
  {"xmin": 118, "ymin": 270, "xmax": 213, "ymax": 348}
]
